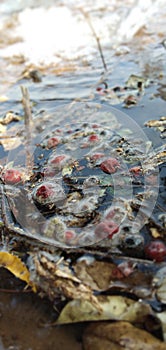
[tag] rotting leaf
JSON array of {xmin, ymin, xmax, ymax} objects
[
  {"xmin": 0, "ymin": 251, "xmax": 35, "ymax": 290},
  {"xmin": 0, "ymin": 136, "xmax": 22, "ymax": 151},
  {"xmin": 157, "ymin": 311, "xmax": 166, "ymax": 342},
  {"xmin": 156, "ymin": 277, "xmax": 166, "ymax": 304},
  {"xmin": 0, "ymin": 111, "xmax": 21, "ymax": 125},
  {"xmin": 56, "ymin": 295, "xmax": 152, "ymax": 324},
  {"xmin": 145, "ymin": 117, "xmax": 166, "ymax": 138},
  {"xmin": 73, "ymin": 260, "xmax": 120, "ymax": 291},
  {"xmin": 150, "ymin": 227, "xmax": 161, "ymax": 238},
  {"xmin": 125, "ymin": 74, "xmax": 149, "ymax": 88},
  {"xmin": 83, "ymin": 321, "xmax": 166, "ymax": 350},
  {"xmin": 31, "ymin": 254, "xmax": 101, "ymax": 310}
]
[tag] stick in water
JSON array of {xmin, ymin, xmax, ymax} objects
[
  {"xmin": 79, "ymin": 9, "xmax": 107, "ymax": 71},
  {"xmin": 21, "ymin": 86, "xmax": 33, "ymax": 176}
]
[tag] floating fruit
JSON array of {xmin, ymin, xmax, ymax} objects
[
  {"xmin": 145, "ymin": 240, "xmax": 166, "ymax": 262},
  {"xmin": 94, "ymin": 220, "xmax": 119, "ymax": 239},
  {"xmin": 88, "ymin": 134, "xmax": 99, "ymax": 142},
  {"xmin": 47, "ymin": 137, "xmax": 60, "ymax": 149},
  {"xmin": 100, "ymin": 158, "xmax": 120, "ymax": 174},
  {"xmin": 49, "ymin": 154, "xmax": 69, "ymax": 172},
  {"xmin": 33, "ymin": 182, "xmax": 65, "ymax": 205},
  {"xmin": 2, "ymin": 169, "xmax": 22, "ymax": 184}
]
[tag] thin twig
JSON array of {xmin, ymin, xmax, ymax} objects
[
  {"xmin": 21, "ymin": 86, "xmax": 33, "ymax": 176},
  {"xmin": 80, "ymin": 9, "xmax": 107, "ymax": 71},
  {"xmin": 0, "ymin": 135, "xmax": 18, "ymax": 139}
]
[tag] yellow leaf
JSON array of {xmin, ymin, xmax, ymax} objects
[
  {"xmin": 56, "ymin": 295, "xmax": 151, "ymax": 324},
  {"xmin": 150, "ymin": 227, "xmax": 161, "ymax": 238},
  {"xmin": 0, "ymin": 251, "xmax": 36, "ymax": 291}
]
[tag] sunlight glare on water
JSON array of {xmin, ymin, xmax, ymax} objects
[{"xmin": 0, "ymin": 0, "xmax": 165, "ymax": 65}]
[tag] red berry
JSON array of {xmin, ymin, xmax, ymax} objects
[
  {"xmin": 33, "ymin": 182, "xmax": 65, "ymax": 205},
  {"xmin": 65, "ymin": 230, "xmax": 76, "ymax": 242},
  {"xmin": 49, "ymin": 154, "xmax": 68, "ymax": 171},
  {"xmin": 100, "ymin": 158, "xmax": 120, "ymax": 174},
  {"xmin": 107, "ymin": 221, "xmax": 119, "ymax": 238},
  {"xmin": 96, "ymin": 87, "xmax": 102, "ymax": 92},
  {"xmin": 92, "ymin": 124, "xmax": 99, "ymax": 128},
  {"xmin": 105, "ymin": 209, "xmax": 115, "ymax": 220},
  {"xmin": 40, "ymin": 167, "xmax": 56, "ymax": 178},
  {"xmin": 111, "ymin": 267, "xmax": 124, "ymax": 279},
  {"xmin": 2, "ymin": 169, "xmax": 22, "ymax": 184},
  {"xmin": 51, "ymin": 155, "xmax": 66, "ymax": 164},
  {"xmin": 90, "ymin": 153, "xmax": 105, "ymax": 161},
  {"xmin": 36, "ymin": 184, "xmax": 53, "ymax": 199},
  {"xmin": 47, "ymin": 137, "xmax": 60, "ymax": 149},
  {"xmin": 145, "ymin": 240, "xmax": 166, "ymax": 262},
  {"xmin": 129, "ymin": 166, "xmax": 141, "ymax": 175},
  {"xmin": 88, "ymin": 134, "xmax": 99, "ymax": 142},
  {"xmin": 117, "ymin": 261, "xmax": 135, "ymax": 277},
  {"xmin": 94, "ymin": 220, "xmax": 119, "ymax": 239}
]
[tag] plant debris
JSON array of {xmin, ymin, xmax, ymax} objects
[
  {"xmin": 83, "ymin": 321, "xmax": 166, "ymax": 350},
  {"xmin": 145, "ymin": 116, "xmax": 166, "ymax": 138}
]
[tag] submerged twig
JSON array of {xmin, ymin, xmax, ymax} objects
[
  {"xmin": 80, "ymin": 9, "xmax": 107, "ymax": 71},
  {"xmin": 21, "ymin": 86, "xmax": 33, "ymax": 176}
]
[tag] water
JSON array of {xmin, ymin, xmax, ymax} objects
[{"xmin": 0, "ymin": 0, "xmax": 166, "ymax": 349}]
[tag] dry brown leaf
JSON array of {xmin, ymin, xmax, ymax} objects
[
  {"xmin": 73, "ymin": 260, "xmax": 117, "ymax": 291},
  {"xmin": 156, "ymin": 277, "xmax": 166, "ymax": 304},
  {"xmin": 83, "ymin": 321, "xmax": 166, "ymax": 350},
  {"xmin": 32, "ymin": 254, "xmax": 101, "ymax": 310}
]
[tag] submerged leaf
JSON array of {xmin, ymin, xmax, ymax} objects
[
  {"xmin": 73, "ymin": 260, "xmax": 120, "ymax": 291},
  {"xmin": 157, "ymin": 311, "xmax": 166, "ymax": 342},
  {"xmin": 156, "ymin": 277, "xmax": 166, "ymax": 304},
  {"xmin": 145, "ymin": 117, "xmax": 166, "ymax": 138},
  {"xmin": 83, "ymin": 321, "xmax": 166, "ymax": 350}
]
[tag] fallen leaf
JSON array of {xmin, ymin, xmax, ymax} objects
[
  {"xmin": 56, "ymin": 295, "xmax": 152, "ymax": 324},
  {"xmin": 0, "ymin": 136, "xmax": 22, "ymax": 151},
  {"xmin": 145, "ymin": 117, "xmax": 166, "ymax": 138},
  {"xmin": 73, "ymin": 260, "xmax": 118, "ymax": 291},
  {"xmin": 0, "ymin": 112, "xmax": 21, "ymax": 125},
  {"xmin": 83, "ymin": 321, "xmax": 166, "ymax": 350},
  {"xmin": 32, "ymin": 254, "xmax": 101, "ymax": 310},
  {"xmin": 156, "ymin": 277, "xmax": 166, "ymax": 304},
  {"xmin": 150, "ymin": 227, "xmax": 161, "ymax": 238},
  {"xmin": 125, "ymin": 74, "xmax": 149, "ymax": 88},
  {"xmin": 157, "ymin": 311, "xmax": 166, "ymax": 342},
  {"xmin": 0, "ymin": 251, "xmax": 35, "ymax": 290},
  {"xmin": 145, "ymin": 119, "xmax": 166, "ymax": 128}
]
